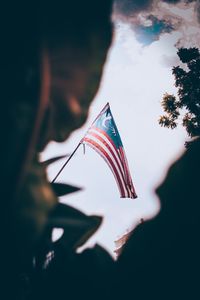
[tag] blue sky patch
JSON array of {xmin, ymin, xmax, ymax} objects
[{"xmin": 134, "ymin": 16, "xmax": 174, "ymax": 46}]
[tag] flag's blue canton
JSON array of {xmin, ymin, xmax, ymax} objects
[{"xmin": 92, "ymin": 106, "xmax": 123, "ymax": 148}]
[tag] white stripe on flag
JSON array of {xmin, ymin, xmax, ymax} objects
[
  {"xmin": 84, "ymin": 133, "xmax": 130, "ymax": 198},
  {"xmin": 88, "ymin": 129, "xmax": 132, "ymax": 198},
  {"xmin": 83, "ymin": 140, "xmax": 126, "ymax": 197},
  {"xmin": 88, "ymin": 128, "xmax": 126, "ymax": 180}
]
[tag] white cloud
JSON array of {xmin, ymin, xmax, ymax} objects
[{"xmin": 42, "ymin": 21, "xmax": 188, "ymax": 256}]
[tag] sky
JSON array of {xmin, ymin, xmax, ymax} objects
[{"xmin": 42, "ymin": 0, "xmax": 200, "ymax": 256}]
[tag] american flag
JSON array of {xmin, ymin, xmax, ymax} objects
[{"xmin": 81, "ymin": 103, "xmax": 137, "ymax": 199}]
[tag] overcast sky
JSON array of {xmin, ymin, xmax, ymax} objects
[{"xmin": 42, "ymin": 0, "xmax": 199, "ymax": 256}]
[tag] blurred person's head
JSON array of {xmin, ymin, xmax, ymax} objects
[
  {"xmin": 1, "ymin": 1, "xmax": 113, "ymax": 194},
  {"xmin": 0, "ymin": 2, "xmax": 114, "ymax": 282},
  {"xmin": 39, "ymin": 1, "xmax": 113, "ymax": 146}
]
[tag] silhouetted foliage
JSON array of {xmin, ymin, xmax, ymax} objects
[
  {"xmin": 51, "ymin": 182, "xmax": 82, "ymax": 197},
  {"xmin": 159, "ymin": 47, "xmax": 200, "ymax": 139},
  {"xmin": 41, "ymin": 155, "xmax": 68, "ymax": 167},
  {"xmin": 114, "ymin": 138, "xmax": 200, "ymax": 300}
]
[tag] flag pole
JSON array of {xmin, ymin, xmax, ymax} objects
[{"xmin": 51, "ymin": 142, "xmax": 82, "ymax": 183}]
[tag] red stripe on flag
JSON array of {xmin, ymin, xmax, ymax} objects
[
  {"xmin": 93, "ymin": 127, "xmax": 122, "ymax": 160},
  {"xmin": 89, "ymin": 131, "xmax": 126, "ymax": 181},
  {"xmin": 119, "ymin": 147, "xmax": 128, "ymax": 181},
  {"xmin": 88, "ymin": 128, "xmax": 135, "ymax": 198},
  {"xmin": 120, "ymin": 148, "xmax": 137, "ymax": 198},
  {"xmin": 91, "ymin": 128, "xmax": 134, "ymax": 198},
  {"xmin": 88, "ymin": 130, "xmax": 132, "ymax": 198},
  {"xmin": 83, "ymin": 137, "xmax": 127, "ymax": 197}
]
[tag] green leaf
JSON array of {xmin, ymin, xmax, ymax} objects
[
  {"xmin": 177, "ymin": 47, "xmax": 200, "ymax": 63},
  {"xmin": 41, "ymin": 155, "xmax": 69, "ymax": 167},
  {"xmin": 48, "ymin": 203, "xmax": 102, "ymax": 249},
  {"xmin": 51, "ymin": 182, "xmax": 83, "ymax": 197}
]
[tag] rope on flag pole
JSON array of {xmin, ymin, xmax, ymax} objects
[{"xmin": 51, "ymin": 142, "xmax": 82, "ymax": 183}]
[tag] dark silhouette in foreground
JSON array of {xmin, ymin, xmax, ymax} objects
[
  {"xmin": 1, "ymin": 1, "xmax": 199, "ymax": 300},
  {"xmin": 1, "ymin": 1, "xmax": 113, "ymax": 299},
  {"xmin": 115, "ymin": 138, "xmax": 200, "ymax": 299}
]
